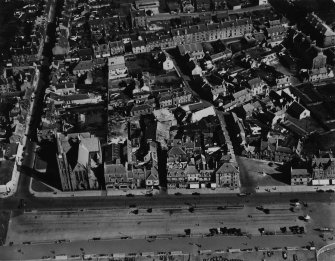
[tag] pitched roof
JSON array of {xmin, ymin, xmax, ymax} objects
[
  {"xmin": 131, "ymin": 104, "xmax": 152, "ymax": 112},
  {"xmin": 286, "ymin": 101, "xmax": 308, "ymax": 119},
  {"xmin": 185, "ymin": 164, "xmax": 199, "ymax": 175},
  {"xmin": 248, "ymin": 77, "xmax": 263, "ymax": 87},
  {"xmin": 291, "ymin": 168, "xmax": 310, "ymax": 177},
  {"xmin": 168, "ymin": 146, "xmax": 186, "ymax": 157},
  {"xmin": 104, "ymin": 163, "xmax": 127, "ymax": 177},
  {"xmin": 178, "ymin": 43, "xmax": 204, "ymax": 56},
  {"xmin": 216, "ymin": 162, "xmax": 238, "ymax": 174},
  {"xmin": 81, "ymin": 137, "xmax": 100, "ymax": 152},
  {"xmin": 146, "ymin": 166, "xmax": 159, "ymax": 181}
]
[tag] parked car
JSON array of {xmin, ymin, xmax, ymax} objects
[
  {"xmin": 280, "ymin": 227, "xmax": 287, "ymax": 233},
  {"xmin": 263, "ymin": 209, "xmax": 270, "ymax": 214},
  {"xmin": 192, "ymin": 192, "xmax": 200, "ymax": 196},
  {"xmin": 209, "ymin": 228, "xmax": 219, "ymax": 235},
  {"xmin": 174, "ymin": 192, "xmax": 182, "ymax": 196},
  {"xmin": 317, "ymin": 189, "xmax": 325, "ymax": 193},
  {"xmin": 326, "ymin": 189, "xmax": 334, "ymax": 193},
  {"xmin": 126, "ymin": 194, "xmax": 134, "ymax": 197},
  {"xmin": 220, "ymin": 227, "xmax": 228, "ymax": 234}
]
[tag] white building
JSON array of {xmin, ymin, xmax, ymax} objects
[{"xmin": 108, "ymin": 56, "xmax": 128, "ymax": 80}]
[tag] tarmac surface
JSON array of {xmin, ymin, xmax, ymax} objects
[
  {"xmin": 0, "ymin": 235, "xmax": 322, "ymax": 260},
  {"xmin": 5, "ymin": 204, "xmax": 305, "ymax": 244}
]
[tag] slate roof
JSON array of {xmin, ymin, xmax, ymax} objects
[
  {"xmin": 286, "ymin": 101, "xmax": 308, "ymax": 119},
  {"xmin": 104, "ymin": 163, "xmax": 127, "ymax": 177},
  {"xmin": 168, "ymin": 146, "xmax": 186, "ymax": 157},
  {"xmin": 216, "ymin": 162, "xmax": 238, "ymax": 174}
]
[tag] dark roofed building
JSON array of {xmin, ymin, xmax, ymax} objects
[{"xmin": 286, "ymin": 101, "xmax": 310, "ymax": 120}]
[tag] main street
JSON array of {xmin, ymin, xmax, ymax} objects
[{"xmin": 1, "ymin": 188, "xmax": 334, "ymax": 211}]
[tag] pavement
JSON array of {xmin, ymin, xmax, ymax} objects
[
  {"xmin": 0, "ymin": 234, "xmax": 323, "ymax": 261},
  {"xmin": 29, "ymin": 182, "xmax": 241, "ymax": 197},
  {"xmin": 256, "ymin": 185, "xmax": 335, "ymax": 193},
  {"xmin": 0, "ymin": 143, "xmax": 23, "ymax": 199}
]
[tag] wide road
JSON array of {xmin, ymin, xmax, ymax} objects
[
  {"xmin": 0, "ymin": 189, "xmax": 334, "ymax": 211},
  {"xmin": 5, "ymin": 203, "xmax": 307, "ymax": 243}
]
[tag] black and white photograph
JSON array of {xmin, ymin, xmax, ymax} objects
[{"xmin": 0, "ymin": 0, "xmax": 335, "ymax": 260}]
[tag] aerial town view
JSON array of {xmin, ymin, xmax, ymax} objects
[{"xmin": 2, "ymin": 0, "xmax": 335, "ymax": 260}]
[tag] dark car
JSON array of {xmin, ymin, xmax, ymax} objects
[
  {"xmin": 290, "ymin": 199, "xmax": 299, "ymax": 203},
  {"xmin": 147, "ymin": 208, "xmax": 152, "ymax": 213},
  {"xmin": 263, "ymin": 208, "xmax": 270, "ymax": 214},
  {"xmin": 317, "ymin": 189, "xmax": 325, "ymax": 193},
  {"xmin": 192, "ymin": 192, "xmax": 200, "ymax": 196},
  {"xmin": 280, "ymin": 227, "xmax": 287, "ymax": 233},
  {"xmin": 174, "ymin": 192, "xmax": 182, "ymax": 196},
  {"xmin": 129, "ymin": 204, "xmax": 136, "ymax": 208},
  {"xmin": 126, "ymin": 194, "xmax": 134, "ymax": 197},
  {"xmin": 209, "ymin": 228, "xmax": 219, "ymax": 234},
  {"xmin": 220, "ymin": 227, "xmax": 228, "ymax": 234},
  {"xmin": 145, "ymin": 193, "xmax": 153, "ymax": 197},
  {"xmin": 326, "ymin": 189, "xmax": 334, "ymax": 193},
  {"xmin": 217, "ymin": 206, "xmax": 226, "ymax": 210}
]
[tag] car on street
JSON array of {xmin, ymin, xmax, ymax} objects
[
  {"xmin": 220, "ymin": 227, "xmax": 228, "ymax": 234},
  {"xmin": 174, "ymin": 192, "xmax": 182, "ymax": 196},
  {"xmin": 280, "ymin": 227, "xmax": 287, "ymax": 233},
  {"xmin": 209, "ymin": 228, "xmax": 219, "ymax": 234},
  {"xmin": 129, "ymin": 204, "xmax": 136, "ymax": 208},
  {"xmin": 326, "ymin": 189, "xmax": 334, "ymax": 193},
  {"xmin": 237, "ymin": 193, "xmax": 247, "ymax": 197},
  {"xmin": 217, "ymin": 206, "xmax": 226, "ymax": 210},
  {"xmin": 256, "ymin": 206, "xmax": 264, "ymax": 210},
  {"xmin": 263, "ymin": 208, "xmax": 270, "ymax": 214},
  {"xmin": 145, "ymin": 193, "xmax": 153, "ymax": 197},
  {"xmin": 147, "ymin": 208, "xmax": 152, "ymax": 213},
  {"xmin": 192, "ymin": 192, "xmax": 200, "ymax": 196},
  {"xmin": 126, "ymin": 194, "xmax": 134, "ymax": 197},
  {"xmin": 317, "ymin": 189, "xmax": 325, "ymax": 193}
]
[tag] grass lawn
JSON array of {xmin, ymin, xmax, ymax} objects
[
  {"xmin": 0, "ymin": 211, "xmax": 10, "ymax": 245},
  {"xmin": 237, "ymin": 157, "xmax": 290, "ymax": 188},
  {"xmin": 31, "ymin": 178, "xmax": 54, "ymax": 193}
]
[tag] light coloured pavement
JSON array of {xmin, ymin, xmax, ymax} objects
[
  {"xmin": 0, "ymin": 234, "xmax": 323, "ymax": 260},
  {"xmin": 0, "ymin": 143, "xmax": 23, "ymax": 199}
]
